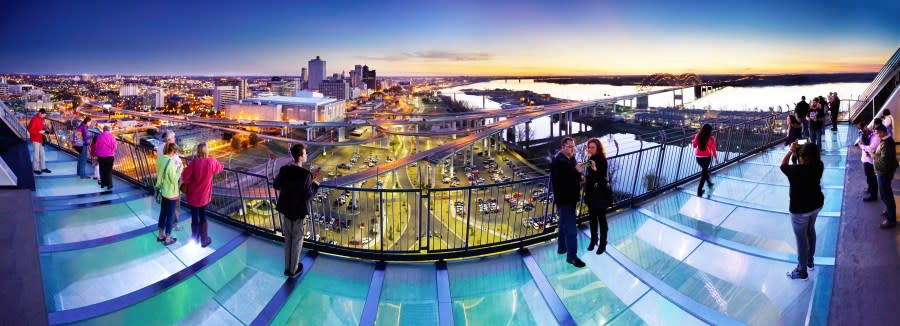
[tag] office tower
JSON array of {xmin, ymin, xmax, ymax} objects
[
  {"xmin": 119, "ymin": 84, "xmax": 139, "ymax": 97},
  {"xmin": 308, "ymin": 56, "xmax": 326, "ymax": 91},
  {"xmin": 363, "ymin": 65, "xmax": 376, "ymax": 90},
  {"xmin": 143, "ymin": 87, "xmax": 165, "ymax": 109},
  {"xmin": 353, "ymin": 65, "xmax": 363, "ymax": 87},
  {"xmin": 215, "ymin": 78, "xmax": 248, "ymax": 100},
  {"xmin": 320, "ymin": 79, "xmax": 350, "ymax": 100},
  {"xmin": 214, "ymin": 86, "xmax": 239, "ymax": 112}
]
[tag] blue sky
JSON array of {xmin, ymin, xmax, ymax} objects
[{"xmin": 1, "ymin": 0, "xmax": 897, "ymax": 76}]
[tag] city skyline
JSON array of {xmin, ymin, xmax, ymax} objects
[{"xmin": 1, "ymin": 0, "xmax": 898, "ymax": 76}]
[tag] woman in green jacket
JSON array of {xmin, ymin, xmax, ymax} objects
[{"xmin": 156, "ymin": 143, "xmax": 183, "ymax": 245}]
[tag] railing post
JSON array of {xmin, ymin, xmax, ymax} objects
[
  {"xmin": 465, "ymin": 188, "xmax": 472, "ymax": 250},
  {"xmin": 673, "ymin": 136, "xmax": 686, "ymax": 181},
  {"xmin": 653, "ymin": 144, "xmax": 666, "ymax": 192},
  {"xmin": 380, "ymin": 191, "xmax": 385, "ymax": 254},
  {"xmin": 629, "ymin": 141, "xmax": 645, "ymax": 201},
  {"xmin": 234, "ymin": 172, "xmax": 247, "ymax": 223},
  {"xmin": 265, "ymin": 179, "xmax": 278, "ymax": 234}
]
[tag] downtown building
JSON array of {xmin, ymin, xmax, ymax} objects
[
  {"xmin": 320, "ymin": 78, "xmax": 350, "ymax": 100},
  {"xmin": 143, "ymin": 87, "xmax": 165, "ymax": 110},
  {"xmin": 215, "ymin": 78, "xmax": 248, "ymax": 100},
  {"xmin": 307, "ymin": 56, "xmax": 326, "ymax": 91},
  {"xmin": 362, "ymin": 65, "xmax": 376, "ymax": 90},
  {"xmin": 0, "ymin": 78, "xmax": 8, "ymax": 98},
  {"xmin": 119, "ymin": 84, "xmax": 139, "ymax": 97},
  {"xmin": 225, "ymin": 92, "xmax": 345, "ymax": 123},
  {"xmin": 213, "ymin": 86, "xmax": 239, "ymax": 112}
]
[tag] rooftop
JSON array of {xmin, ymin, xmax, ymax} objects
[{"xmin": 242, "ymin": 95, "xmax": 341, "ymax": 106}]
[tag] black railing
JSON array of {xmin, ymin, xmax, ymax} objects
[{"xmin": 31, "ymin": 112, "xmax": 787, "ymax": 261}]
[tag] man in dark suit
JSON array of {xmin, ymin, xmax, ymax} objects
[
  {"xmin": 551, "ymin": 137, "xmax": 586, "ymax": 268},
  {"xmin": 274, "ymin": 143, "xmax": 320, "ymax": 277},
  {"xmin": 873, "ymin": 125, "xmax": 897, "ymax": 229},
  {"xmin": 795, "ymin": 96, "xmax": 810, "ymax": 138}
]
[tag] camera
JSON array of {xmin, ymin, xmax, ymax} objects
[{"xmin": 796, "ymin": 139, "xmax": 807, "ymax": 145}]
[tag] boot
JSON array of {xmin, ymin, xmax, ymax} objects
[
  {"xmin": 191, "ymin": 223, "xmax": 200, "ymax": 243},
  {"xmin": 597, "ymin": 228, "xmax": 608, "ymax": 255},
  {"xmin": 200, "ymin": 221, "xmax": 212, "ymax": 248},
  {"xmin": 587, "ymin": 238, "xmax": 598, "ymax": 252}
]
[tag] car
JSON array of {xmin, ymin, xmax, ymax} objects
[
  {"xmin": 368, "ymin": 162, "xmax": 376, "ymax": 167},
  {"xmin": 442, "ymin": 177, "xmax": 451, "ymax": 183},
  {"xmin": 361, "ymin": 237, "xmax": 372, "ymax": 244}
]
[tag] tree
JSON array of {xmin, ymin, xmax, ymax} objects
[
  {"xmin": 248, "ymin": 133, "xmax": 261, "ymax": 146},
  {"xmin": 180, "ymin": 103, "xmax": 191, "ymax": 114},
  {"xmin": 231, "ymin": 137, "xmax": 241, "ymax": 150}
]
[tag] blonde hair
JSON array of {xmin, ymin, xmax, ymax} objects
[
  {"xmin": 195, "ymin": 142, "xmax": 209, "ymax": 158},
  {"xmin": 163, "ymin": 142, "xmax": 179, "ymax": 155}
]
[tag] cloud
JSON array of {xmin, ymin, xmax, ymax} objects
[{"xmin": 356, "ymin": 51, "xmax": 492, "ymax": 62}]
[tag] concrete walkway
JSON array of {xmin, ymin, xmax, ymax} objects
[{"xmin": 830, "ymin": 126, "xmax": 900, "ymax": 326}]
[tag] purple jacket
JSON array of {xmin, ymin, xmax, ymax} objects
[{"xmin": 94, "ymin": 131, "xmax": 117, "ymax": 157}]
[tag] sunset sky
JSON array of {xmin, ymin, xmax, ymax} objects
[{"xmin": 1, "ymin": 0, "xmax": 897, "ymax": 76}]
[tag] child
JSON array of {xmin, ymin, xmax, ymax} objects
[{"xmin": 89, "ymin": 134, "xmax": 100, "ymax": 180}]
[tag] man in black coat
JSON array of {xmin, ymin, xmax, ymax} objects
[
  {"xmin": 274, "ymin": 143, "xmax": 320, "ymax": 277},
  {"xmin": 795, "ymin": 96, "xmax": 810, "ymax": 138},
  {"xmin": 830, "ymin": 92, "xmax": 841, "ymax": 131},
  {"xmin": 551, "ymin": 137, "xmax": 586, "ymax": 268}
]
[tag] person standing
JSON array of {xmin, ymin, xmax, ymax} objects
[
  {"xmin": 27, "ymin": 109, "xmax": 51, "ymax": 175},
  {"xmin": 72, "ymin": 117, "xmax": 91, "ymax": 179},
  {"xmin": 856, "ymin": 122, "xmax": 880, "ymax": 202},
  {"xmin": 93, "ymin": 125, "xmax": 117, "ymax": 190},
  {"xmin": 274, "ymin": 143, "xmax": 320, "ymax": 277},
  {"xmin": 795, "ymin": 96, "xmax": 810, "ymax": 139},
  {"xmin": 781, "ymin": 142, "xmax": 825, "ymax": 280},
  {"xmin": 551, "ymin": 137, "xmax": 586, "ymax": 268},
  {"xmin": 880, "ymin": 109, "xmax": 893, "ymax": 137},
  {"xmin": 155, "ymin": 143, "xmax": 182, "ymax": 245},
  {"xmin": 157, "ymin": 130, "xmax": 184, "ymax": 230},
  {"xmin": 808, "ymin": 99, "xmax": 825, "ymax": 148},
  {"xmin": 692, "ymin": 124, "xmax": 718, "ymax": 197},
  {"xmin": 784, "ymin": 112, "xmax": 803, "ymax": 146},
  {"xmin": 873, "ymin": 124, "xmax": 898, "ymax": 229},
  {"xmin": 830, "ymin": 92, "xmax": 841, "ymax": 131},
  {"xmin": 583, "ymin": 138, "xmax": 611, "ymax": 255},
  {"xmin": 181, "ymin": 143, "xmax": 223, "ymax": 247}
]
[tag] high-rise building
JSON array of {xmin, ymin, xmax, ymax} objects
[
  {"xmin": 363, "ymin": 65, "xmax": 377, "ymax": 90},
  {"xmin": 301, "ymin": 67, "xmax": 308, "ymax": 82},
  {"xmin": 353, "ymin": 65, "xmax": 363, "ymax": 87},
  {"xmin": 320, "ymin": 79, "xmax": 350, "ymax": 100},
  {"xmin": 213, "ymin": 86, "xmax": 239, "ymax": 112},
  {"xmin": 0, "ymin": 78, "xmax": 8, "ymax": 98},
  {"xmin": 270, "ymin": 77, "xmax": 297, "ymax": 97},
  {"xmin": 143, "ymin": 87, "xmax": 165, "ymax": 110},
  {"xmin": 308, "ymin": 56, "xmax": 326, "ymax": 91},
  {"xmin": 119, "ymin": 84, "xmax": 139, "ymax": 97},
  {"xmin": 215, "ymin": 78, "xmax": 248, "ymax": 100}
]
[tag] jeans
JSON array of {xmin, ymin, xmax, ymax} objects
[
  {"xmin": 98, "ymin": 156, "xmax": 114, "ymax": 188},
  {"xmin": 863, "ymin": 162, "xmax": 877, "ymax": 198},
  {"xmin": 791, "ymin": 207, "xmax": 820, "ymax": 272},
  {"xmin": 696, "ymin": 156, "xmax": 712, "ymax": 194},
  {"xmin": 283, "ymin": 216, "xmax": 306, "ymax": 275},
  {"xmin": 158, "ymin": 197, "xmax": 177, "ymax": 236},
  {"xmin": 809, "ymin": 127, "xmax": 823, "ymax": 148},
  {"xmin": 75, "ymin": 145, "xmax": 89, "ymax": 178},
  {"xmin": 31, "ymin": 141, "xmax": 45, "ymax": 170},
  {"xmin": 556, "ymin": 204, "xmax": 578, "ymax": 261},
  {"xmin": 877, "ymin": 174, "xmax": 896, "ymax": 223},
  {"xmin": 800, "ymin": 118, "xmax": 810, "ymax": 139}
]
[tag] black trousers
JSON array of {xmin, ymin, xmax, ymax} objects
[
  {"xmin": 864, "ymin": 162, "xmax": 877, "ymax": 198},
  {"xmin": 587, "ymin": 201, "xmax": 609, "ymax": 246},
  {"xmin": 831, "ymin": 110, "xmax": 839, "ymax": 130},
  {"xmin": 696, "ymin": 156, "xmax": 712, "ymax": 193},
  {"xmin": 98, "ymin": 156, "xmax": 114, "ymax": 188}
]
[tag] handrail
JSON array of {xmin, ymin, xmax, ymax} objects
[
  {"xmin": 849, "ymin": 46, "xmax": 900, "ymax": 121},
  {"xmin": 0, "ymin": 102, "xmax": 28, "ymax": 140},
  {"xmin": 28, "ymin": 110, "xmax": 786, "ymax": 261}
]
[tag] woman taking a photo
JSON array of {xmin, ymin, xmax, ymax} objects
[
  {"xmin": 691, "ymin": 124, "xmax": 718, "ymax": 197},
  {"xmin": 781, "ymin": 142, "xmax": 824, "ymax": 280},
  {"xmin": 583, "ymin": 138, "xmax": 612, "ymax": 255}
]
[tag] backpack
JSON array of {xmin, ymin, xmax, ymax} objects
[{"xmin": 72, "ymin": 128, "xmax": 85, "ymax": 147}]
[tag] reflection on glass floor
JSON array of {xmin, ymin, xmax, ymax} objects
[{"xmin": 33, "ymin": 127, "xmax": 846, "ymax": 325}]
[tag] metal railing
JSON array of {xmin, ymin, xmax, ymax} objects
[
  {"xmin": 849, "ymin": 46, "xmax": 900, "ymax": 122},
  {"xmin": 29, "ymin": 112, "xmax": 787, "ymax": 260}
]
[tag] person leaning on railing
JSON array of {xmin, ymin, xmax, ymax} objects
[
  {"xmin": 781, "ymin": 141, "xmax": 824, "ymax": 280},
  {"xmin": 72, "ymin": 117, "xmax": 92, "ymax": 179},
  {"xmin": 94, "ymin": 125, "xmax": 117, "ymax": 190},
  {"xmin": 274, "ymin": 143, "xmax": 320, "ymax": 278},
  {"xmin": 583, "ymin": 138, "xmax": 612, "ymax": 255},
  {"xmin": 155, "ymin": 143, "xmax": 182, "ymax": 246},
  {"xmin": 181, "ymin": 143, "xmax": 223, "ymax": 247}
]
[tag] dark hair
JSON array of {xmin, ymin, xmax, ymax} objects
[
  {"xmin": 875, "ymin": 124, "xmax": 888, "ymax": 134},
  {"xmin": 561, "ymin": 137, "xmax": 574, "ymax": 147},
  {"xmin": 587, "ymin": 138, "xmax": 605, "ymax": 159},
  {"xmin": 290, "ymin": 143, "xmax": 307, "ymax": 162},
  {"xmin": 874, "ymin": 118, "xmax": 883, "ymax": 126},
  {"xmin": 798, "ymin": 143, "xmax": 821, "ymax": 165},
  {"xmin": 39, "ymin": 108, "xmax": 47, "ymax": 114},
  {"xmin": 882, "ymin": 109, "xmax": 891, "ymax": 116},
  {"xmin": 80, "ymin": 116, "xmax": 91, "ymax": 127},
  {"xmin": 696, "ymin": 124, "xmax": 712, "ymax": 151},
  {"xmin": 801, "ymin": 96, "xmax": 806, "ymax": 101}
]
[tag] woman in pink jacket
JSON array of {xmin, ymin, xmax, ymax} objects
[
  {"xmin": 181, "ymin": 143, "xmax": 223, "ymax": 247},
  {"xmin": 93, "ymin": 126, "xmax": 118, "ymax": 190},
  {"xmin": 692, "ymin": 124, "xmax": 718, "ymax": 197}
]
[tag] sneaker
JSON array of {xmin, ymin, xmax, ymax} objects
[
  {"xmin": 807, "ymin": 262, "xmax": 815, "ymax": 270},
  {"xmin": 297, "ymin": 263, "xmax": 304, "ymax": 275},
  {"xmin": 566, "ymin": 258, "xmax": 586, "ymax": 268},
  {"xmin": 41, "ymin": 168, "xmax": 51, "ymax": 173},
  {"xmin": 786, "ymin": 268, "xmax": 808, "ymax": 280},
  {"xmin": 697, "ymin": 189, "xmax": 705, "ymax": 197},
  {"xmin": 879, "ymin": 220, "xmax": 897, "ymax": 229}
]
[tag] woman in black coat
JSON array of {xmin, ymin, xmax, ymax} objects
[{"xmin": 583, "ymin": 138, "xmax": 612, "ymax": 254}]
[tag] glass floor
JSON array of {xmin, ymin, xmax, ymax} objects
[{"xmin": 32, "ymin": 127, "xmax": 845, "ymax": 325}]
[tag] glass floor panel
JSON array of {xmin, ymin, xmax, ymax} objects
[
  {"xmin": 447, "ymin": 254, "xmax": 556, "ymax": 326},
  {"xmin": 741, "ymin": 184, "xmax": 843, "ymax": 215},
  {"xmin": 665, "ymin": 242, "xmax": 818, "ymax": 325},
  {"xmin": 34, "ymin": 177, "xmax": 131, "ymax": 197},
  {"xmin": 42, "ymin": 160, "xmax": 79, "ymax": 175},
  {"xmin": 531, "ymin": 234, "xmax": 649, "ymax": 325},
  {"xmin": 36, "ymin": 199, "xmax": 151, "ymax": 245},
  {"xmin": 270, "ymin": 255, "xmax": 373, "ymax": 326},
  {"xmin": 375, "ymin": 263, "xmax": 438, "ymax": 326},
  {"xmin": 37, "ymin": 188, "xmax": 148, "ymax": 206},
  {"xmin": 606, "ymin": 290, "xmax": 707, "ymax": 326},
  {"xmin": 40, "ymin": 221, "xmax": 241, "ymax": 312},
  {"xmin": 607, "ymin": 212, "xmax": 702, "ymax": 279}
]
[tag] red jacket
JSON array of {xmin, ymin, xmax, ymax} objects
[
  {"xmin": 27, "ymin": 115, "xmax": 45, "ymax": 143},
  {"xmin": 181, "ymin": 157, "xmax": 224, "ymax": 207}
]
